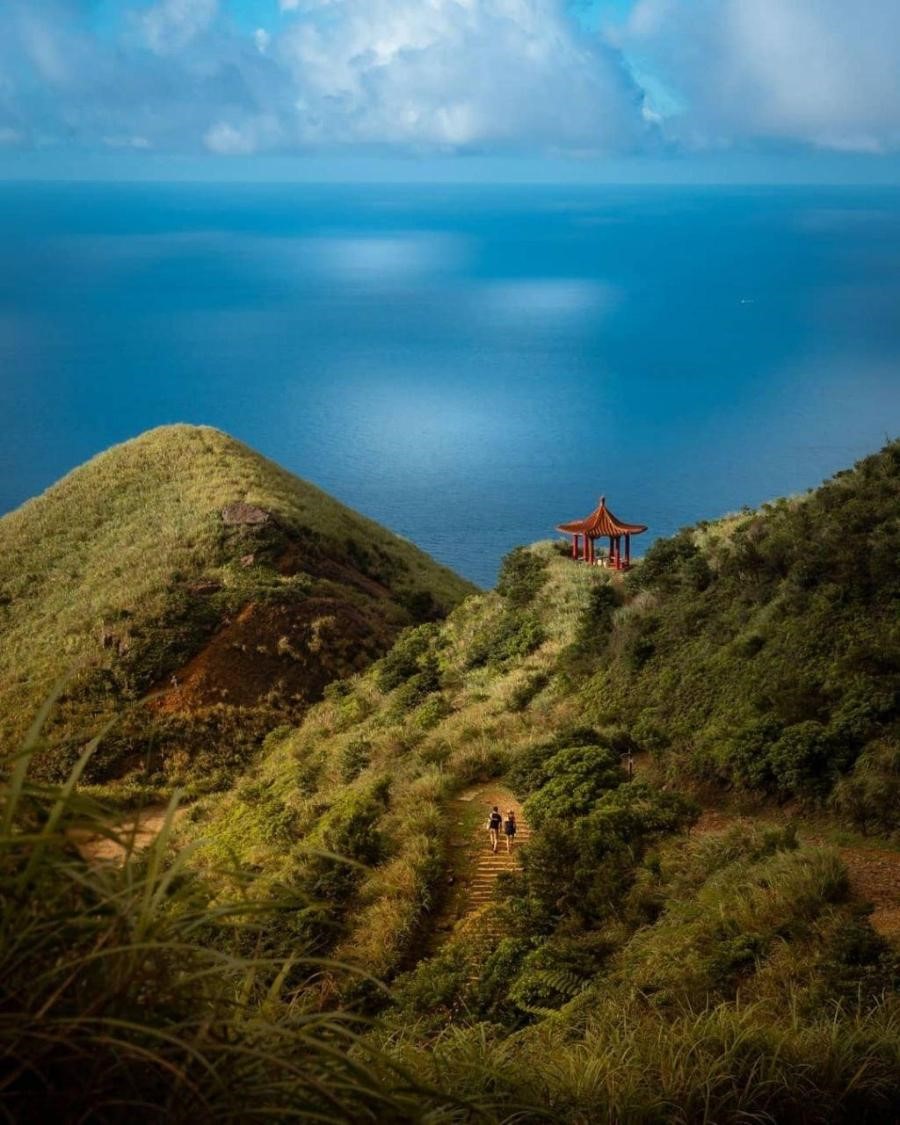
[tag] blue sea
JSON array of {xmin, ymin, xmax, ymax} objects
[{"xmin": 1, "ymin": 182, "xmax": 899, "ymax": 587}]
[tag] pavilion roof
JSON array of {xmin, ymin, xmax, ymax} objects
[{"xmin": 557, "ymin": 496, "xmax": 648, "ymax": 539}]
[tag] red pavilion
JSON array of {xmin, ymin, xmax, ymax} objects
[{"xmin": 556, "ymin": 497, "xmax": 647, "ymax": 571}]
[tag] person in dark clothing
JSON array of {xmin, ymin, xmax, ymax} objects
[
  {"xmin": 503, "ymin": 810, "xmax": 517, "ymax": 853},
  {"xmin": 487, "ymin": 806, "xmax": 503, "ymax": 853}
]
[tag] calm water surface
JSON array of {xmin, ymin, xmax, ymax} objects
[{"xmin": 1, "ymin": 182, "xmax": 898, "ymax": 586}]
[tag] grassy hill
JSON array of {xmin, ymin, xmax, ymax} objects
[
  {"xmin": 2, "ymin": 439, "xmax": 898, "ymax": 1121},
  {"xmin": 0, "ymin": 425, "xmax": 473, "ymax": 795}
]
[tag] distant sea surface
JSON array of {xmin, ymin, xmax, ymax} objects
[{"xmin": 2, "ymin": 182, "xmax": 899, "ymax": 586}]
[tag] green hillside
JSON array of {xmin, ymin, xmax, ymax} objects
[
  {"xmin": 583, "ymin": 438, "xmax": 900, "ymax": 832},
  {"xmin": 0, "ymin": 425, "xmax": 473, "ymax": 794},
  {"xmin": 178, "ymin": 440, "xmax": 899, "ymax": 1118},
  {"xmin": 2, "ymin": 440, "xmax": 898, "ymax": 1121}
]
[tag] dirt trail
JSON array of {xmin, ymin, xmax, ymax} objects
[
  {"xmin": 432, "ymin": 784, "xmax": 531, "ymax": 946},
  {"xmin": 692, "ymin": 808, "xmax": 900, "ymax": 940},
  {"xmin": 631, "ymin": 751, "xmax": 900, "ymax": 940},
  {"xmin": 69, "ymin": 804, "xmax": 183, "ymax": 864}
]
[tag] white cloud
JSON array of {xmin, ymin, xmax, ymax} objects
[
  {"xmin": 626, "ymin": 0, "xmax": 900, "ymax": 152},
  {"xmin": 254, "ymin": 28, "xmax": 271, "ymax": 55},
  {"xmin": 203, "ymin": 115, "xmax": 281, "ymax": 154},
  {"xmin": 142, "ymin": 0, "xmax": 218, "ymax": 55},
  {"xmin": 204, "ymin": 121, "xmax": 257, "ymax": 154},
  {"xmin": 0, "ymin": 126, "xmax": 22, "ymax": 146},
  {"xmin": 275, "ymin": 0, "xmax": 645, "ymax": 149}
]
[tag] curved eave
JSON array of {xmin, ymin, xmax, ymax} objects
[{"xmin": 557, "ymin": 520, "xmax": 648, "ymax": 537}]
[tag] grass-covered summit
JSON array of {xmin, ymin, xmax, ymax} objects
[{"xmin": 0, "ymin": 425, "xmax": 473, "ymax": 793}]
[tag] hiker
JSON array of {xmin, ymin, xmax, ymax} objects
[
  {"xmin": 503, "ymin": 809, "xmax": 517, "ymax": 853},
  {"xmin": 487, "ymin": 806, "xmax": 503, "ymax": 853}
]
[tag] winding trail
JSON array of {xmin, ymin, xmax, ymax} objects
[{"xmin": 691, "ymin": 809, "xmax": 900, "ymax": 940}]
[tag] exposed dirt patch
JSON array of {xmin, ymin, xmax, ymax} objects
[
  {"xmin": 277, "ymin": 543, "xmax": 395, "ymax": 603},
  {"xmin": 69, "ymin": 804, "xmax": 185, "ymax": 864},
  {"xmin": 153, "ymin": 596, "xmax": 391, "ymax": 713},
  {"xmin": 221, "ymin": 502, "xmax": 270, "ymax": 526}
]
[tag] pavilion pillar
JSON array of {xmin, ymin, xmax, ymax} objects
[
  {"xmin": 571, "ymin": 534, "xmax": 577, "ymax": 559},
  {"xmin": 589, "ymin": 537, "xmax": 595, "ymax": 565},
  {"xmin": 625, "ymin": 534, "xmax": 631, "ymax": 568},
  {"xmin": 609, "ymin": 536, "xmax": 614, "ymax": 566}
]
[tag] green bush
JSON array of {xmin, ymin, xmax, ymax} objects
[
  {"xmin": 566, "ymin": 582, "xmax": 620, "ymax": 668},
  {"xmin": 412, "ymin": 694, "xmax": 452, "ymax": 730},
  {"xmin": 392, "ymin": 654, "xmax": 442, "ymax": 713},
  {"xmin": 768, "ymin": 720, "xmax": 835, "ymax": 799},
  {"xmin": 507, "ymin": 934, "xmax": 612, "ymax": 1014},
  {"xmin": 524, "ymin": 745, "xmax": 624, "ymax": 827},
  {"xmin": 508, "ymin": 726, "xmax": 606, "ymax": 797},
  {"xmin": 376, "ymin": 624, "xmax": 438, "ymax": 692},
  {"xmin": 340, "ymin": 737, "xmax": 372, "ymax": 782},
  {"xmin": 393, "ymin": 947, "xmax": 469, "ymax": 1015},
  {"xmin": 466, "ymin": 610, "xmax": 546, "ymax": 670},
  {"xmin": 509, "ymin": 784, "xmax": 697, "ymax": 930},
  {"xmin": 830, "ymin": 738, "xmax": 900, "ymax": 834},
  {"xmin": 726, "ymin": 718, "xmax": 784, "ymax": 791},
  {"xmin": 496, "ymin": 547, "xmax": 549, "ymax": 607}
]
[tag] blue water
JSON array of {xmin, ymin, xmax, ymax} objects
[{"xmin": 1, "ymin": 182, "xmax": 899, "ymax": 587}]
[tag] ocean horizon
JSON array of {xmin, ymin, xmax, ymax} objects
[{"xmin": 2, "ymin": 181, "xmax": 899, "ymax": 586}]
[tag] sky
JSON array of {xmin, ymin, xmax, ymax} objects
[{"xmin": 1, "ymin": 0, "xmax": 899, "ymax": 181}]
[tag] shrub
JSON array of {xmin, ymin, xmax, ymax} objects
[
  {"xmin": 508, "ymin": 727, "xmax": 606, "ymax": 797},
  {"xmin": 376, "ymin": 624, "xmax": 437, "ymax": 692},
  {"xmin": 507, "ymin": 934, "xmax": 612, "ymax": 1014},
  {"xmin": 392, "ymin": 654, "xmax": 441, "ymax": 713},
  {"xmin": 508, "ymin": 671, "xmax": 550, "ymax": 713},
  {"xmin": 524, "ymin": 745, "xmax": 624, "ymax": 827},
  {"xmin": 393, "ymin": 947, "xmax": 469, "ymax": 1015},
  {"xmin": 412, "ymin": 694, "xmax": 452, "ymax": 731},
  {"xmin": 726, "ymin": 718, "xmax": 784, "ymax": 791},
  {"xmin": 496, "ymin": 547, "xmax": 549, "ymax": 607},
  {"xmin": 830, "ymin": 738, "xmax": 900, "ymax": 834},
  {"xmin": 340, "ymin": 737, "xmax": 372, "ymax": 782},
  {"xmin": 466, "ymin": 610, "xmax": 545, "ymax": 670},
  {"xmin": 768, "ymin": 721, "xmax": 834, "ymax": 799},
  {"xmin": 628, "ymin": 530, "xmax": 702, "ymax": 592},
  {"xmin": 510, "ymin": 786, "xmax": 696, "ymax": 930},
  {"xmin": 567, "ymin": 582, "xmax": 620, "ymax": 665}
]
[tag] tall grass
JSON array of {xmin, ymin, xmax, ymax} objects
[
  {"xmin": 0, "ymin": 715, "xmax": 482, "ymax": 1123},
  {"xmin": 396, "ymin": 994, "xmax": 900, "ymax": 1123}
]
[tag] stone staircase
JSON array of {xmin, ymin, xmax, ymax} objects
[
  {"xmin": 459, "ymin": 804, "xmax": 531, "ymax": 947},
  {"xmin": 428, "ymin": 787, "xmax": 534, "ymax": 966}
]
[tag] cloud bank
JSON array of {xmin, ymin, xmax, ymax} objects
[
  {"xmin": 0, "ymin": 0, "xmax": 897, "ymax": 158},
  {"xmin": 624, "ymin": 0, "xmax": 900, "ymax": 154}
]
